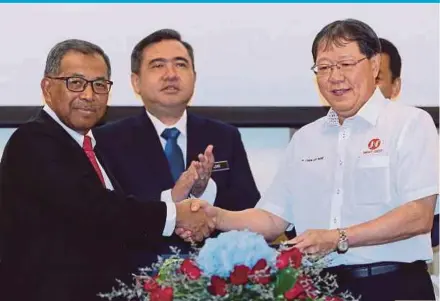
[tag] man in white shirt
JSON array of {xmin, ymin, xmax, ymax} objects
[
  {"xmin": 0, "ymin": 39, "xmax": 212, "ymax": 301},
  {"xmin": 182, "ymin": 19, "xmax": 438, "ymax": 300}
]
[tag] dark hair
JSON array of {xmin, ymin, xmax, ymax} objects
[
  {"xmin": 44, "ymin": 39, "xmax": 111, "ymax": 78},
  {"xmin": 131, "ymin": 29, "xmax": 195, "ymax": 74},
  {"xmin": 379, "ymin": 37, "xmax": 402, "ymax": 82},
  {"xmin": 311, "ymin": 19, "xmax": 381, "ymax": 63}
]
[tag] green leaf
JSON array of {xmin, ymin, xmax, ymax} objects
[
  {"xmin": 157, "ymin": 258, "xmax": 181, "ymax": 282},
  {"xmin": 274, "ymin": 267, "xmax": 299, "ymax": 298}
]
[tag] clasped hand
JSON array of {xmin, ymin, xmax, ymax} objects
[{"xmin": 175, "ymin": 199, "xmax": 217, "ymax": 242}]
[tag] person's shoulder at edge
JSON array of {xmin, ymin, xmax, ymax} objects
[
  {"xmin": 383, "ymin": 99, "xmax": 435, "ymax": 126},
  {"xmin": 188, "ymin": 112, "xmax": 238, "ymax": 134},
  {"xmin": 6, "ymin": 114, "xmax": 50, "ymax": 145},
  {"xmin": 93, "ymin": 112, "xmax": 145, "ymax": 137}
]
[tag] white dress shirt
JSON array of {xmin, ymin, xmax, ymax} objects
[
  {"xmin": 43, "ymin": 105, "xmax": 176, "ymax": 237},
  {"xmin": 256, "ymin": 89, "xmax": 439, "ymax": 266},
  {"xmin": 145, "ymin": 109, "xmax": 218, "ymax": 205}
]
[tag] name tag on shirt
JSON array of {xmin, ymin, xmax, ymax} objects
[{"xmin": 212, "ymin": 160, "xmax": 230, "ymax": 172}]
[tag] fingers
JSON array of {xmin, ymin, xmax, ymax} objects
[
  {"xmin": 191, "ymin": 228, "xmax": 205, "ymax": 242},
  {"xmin": 204, "ymin": 145, "xmax": 215, "ymax": 165},
  {"xmin": 207, "ymin": 218, "xmax": 216, "ymax": 231},
  {"xmin": 187, "ymin": 162, "xmax": 200, "ymax": 180},
  {"xmin": 287, "ymin": 232, "xmax": 312, "ymax": 253},
  {"xmin": 302, "ymin": 246, "xmax": 319, "ymax": 255},
  {"xmin": 175, "ymin": 227, "xmax": 193, "ymax": 241},
  {"xmin": 201, "ymin": 223, "xmax": 211, "ymax": 239},
  {"xmin": 188, "ymin": 199, "xmax": 209, "ymax": 212},
  {"xmin": 287, "ymin": 230, "xmax": 336, "ymax": 255},
  {"xmin": 196, "ymin": 145, "xmax": 215, "ymax": 179},
  {"xmin": 292, "ymin": 239, "xmax": 312, "ymax": 252},
  {"xmin": 190, "ymin": 201, "xmax": 201, "ymax": 212},
  {"xmin": 175, "ymin": 227, "xmax": 185, "ymax": 236},
  {"xmin": 286, "ymin": 234, "xmax": 304, "ymax": 246}
]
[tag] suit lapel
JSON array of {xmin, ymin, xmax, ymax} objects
[
  {"xmin": 37, "ymin": 110, "xmax": 105, "ymax": 187},
  {"xmin": 94, "ymin": 149, "xmax": 124, "ymax": 194},
  {"xmin": 38, "ymin": 110, "xmax": 83, "ymax": 153},
  {"xmin": 186, "ymin": 113, "xmax": 208, "ymax": 169},
  {"xmin": 134, "ymin": 112, "xmax": 175, "ymax": 187}
]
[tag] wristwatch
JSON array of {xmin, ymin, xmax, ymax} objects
[{"xmin": 336, "ymin": 228, "xmax": 349, "ymax": 254}]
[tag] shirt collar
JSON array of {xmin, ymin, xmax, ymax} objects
[
  {"xmin": 43, "ymin": 105, "xmax": 95, "ymax": 148},
  {"xmin": 146, "ymin": 109, "xmax": 187, "ymax": 138},
  {"xmin": 325, "ymin": 88, "xmax": 387, "ymax": 127}
]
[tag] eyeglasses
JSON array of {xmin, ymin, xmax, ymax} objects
[
  {"xmin": 311, "ymin": 57, "xmax": 367, "ymax": 76},
  {"xmin": 47, "ymin": 76, "xmax": 113, "ymax": 94}
]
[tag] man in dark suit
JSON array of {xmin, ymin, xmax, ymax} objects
[
  {"xmin": 0, "ymin": 39, "xmax": 212, "ymax": 301},
  {"xmin": 93, "ymin": 29, "xmax": 261, "ymax": 267}
]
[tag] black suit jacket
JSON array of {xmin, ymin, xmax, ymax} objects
[
  {"xmin": 0, "ymin": 110, "xmax": 167, "ymax": 301},
  {"xmin": 93, "ymin": 111, "xmax": 261, "ymax": 265}
]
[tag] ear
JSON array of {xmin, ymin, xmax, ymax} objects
[
  {"xmin": 40, "ymin": 77, "xmax": 53, "ymax": 106},
  {"xmin": 370, "ymin": 54, "xmax": 381, "ymax": 79},
  {"xmin": 391, "ymin": 77, "xmax": 402, "ymax": 99},
  {"xmin": 131, "ymin": 72, "xmax": 141, "ymax": 95}
]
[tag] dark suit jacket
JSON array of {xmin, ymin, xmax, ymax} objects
[
  {"xmin": 432, "ymin": 214, "xmax": 439, "ymax": 247},
  {"xmin": 93, "ymin": 111, "xmax": 261, "ymax": 265},
  {"xmin": 0, "ymin": 110, "xmax": 167, "ymax": 301}
]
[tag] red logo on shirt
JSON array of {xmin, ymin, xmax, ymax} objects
[{"xmin": 368, "ymin": 138, "xmax": 381, "ymax": 150}]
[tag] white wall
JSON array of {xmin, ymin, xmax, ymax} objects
[{"xmin": 0, "ymin": 3, "xmax": 438, "ymax": 107}]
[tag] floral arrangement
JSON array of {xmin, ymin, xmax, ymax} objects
[{"xmin": 99, "ymin": 230, "xmax": 359, "ymax": 301}]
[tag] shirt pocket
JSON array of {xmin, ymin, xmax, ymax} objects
[{"xmin": 354, "ymin": 155, "xmax": 391, "ymax": 205}]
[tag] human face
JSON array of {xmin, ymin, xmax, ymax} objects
[
  {"xmin": 131, "ymin": 40, "xmax": 196, "ymax": 117},
  {"xmin": 41, "ymin": 51, "xmax": 110, "ymax": 133},
  {"xmin": 314, "ymin": 40, "xmax": 380, "ymax": 122},
  {"xmin": 376, "ymin": 53, "xmax": 401, "ymax": 100}
]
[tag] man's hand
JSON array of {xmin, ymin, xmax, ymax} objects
[
  {"xmin": 191, "ymin": 145, "xmax": 215, "ymax": 197},
  {"xmin": 175, "ymin": 199, "xmax": 215, "ymax": 242},
  {"xmin": 287, "ymin": 229, "xmax": 339, "ymax": 256},
  {"xmin": 171, "ymin": 162, "xmax": 199, "ymax": 202},
  {"xmin": 175, "ymin": 201, "xmax": 219, "ymax": 242}
]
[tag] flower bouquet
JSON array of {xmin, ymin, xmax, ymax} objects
[{"xmin": 99, "ymin": 230, "xmax": 359, "ymax": 301}]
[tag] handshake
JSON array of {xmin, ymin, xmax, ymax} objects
[{"xmin": 174, "ymin": 199, "xmax": 219, "ymax": 242}]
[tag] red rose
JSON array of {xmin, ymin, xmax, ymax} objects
[
  {"xmin": 208, "ymin": 276, "xmax": 227, "ymax": 296},
  {"xmin": 180, "ymin": 258, "xmax": 202, "ymax": 280},
  {"xmin": 298, "ymin": 275, "xmax": 319, "ymax": 298},
  {"xmin": 149, "ymin": 286, "xmax": 173, "ymax": 301},
  {"xmin": 230, "ymin": 265, "xmax": 250, "ymax": 285},
  {"xmin": 276, "ymin": 247, "xmax": 303, "ymax": 269},
  {"xmin": 249, "ymin": 259, "xmax": 271, "ymax": 285},
  {"xmin": 143, "ymin": 277, "xmax": 159, "ymax": 292},
  {"xmin": 284, "ymin": 282, "xmax": 305, "ymax": 300}
]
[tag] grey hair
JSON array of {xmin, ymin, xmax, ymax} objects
[
  {"xmin": 44, "ymin": 39, "xmax": 111, "ymax": 78},
  {"xmin": 311, "ymin": 19, "xmax": 381, "ymax": 63}
]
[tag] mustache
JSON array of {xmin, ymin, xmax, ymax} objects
[
  {"xmin": 72, "ymin": 104, "xmax": 100, "ymax": 111},
  {"xmin": 161, "ymin": 83, "xmax": 180, "ymax": 91}
]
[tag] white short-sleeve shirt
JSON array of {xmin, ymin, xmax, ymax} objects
[{"xmin": 256, "ymin": 89, "xmax": 439, "ymax": 266}]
